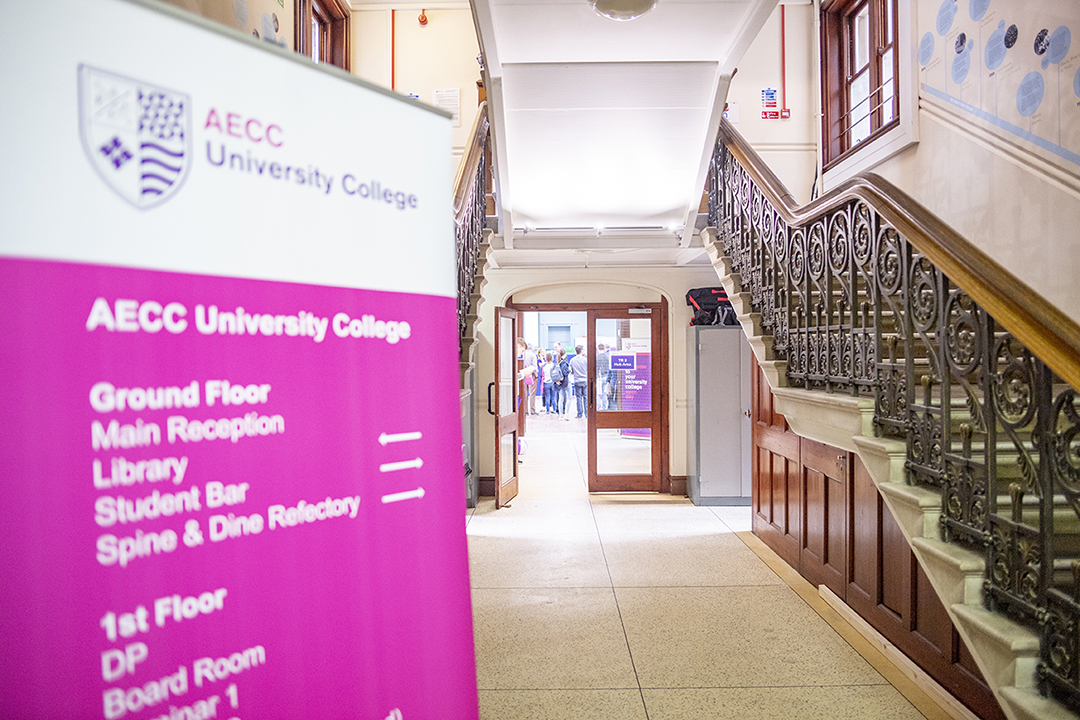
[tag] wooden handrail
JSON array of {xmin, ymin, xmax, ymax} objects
[
  {"xmin": 453, "ymin": 101, "xmax": 490, "ymax": 219},
  {"xmin": 718, "ymin": 117, "xmax": 1080, "ymax": 391}
]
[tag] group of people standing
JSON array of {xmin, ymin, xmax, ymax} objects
[{"xmin": 517, "ymin": 339, "xmax": 616, "ymax": 419}]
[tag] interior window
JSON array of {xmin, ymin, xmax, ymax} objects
[{"xmin": 821, "ymin": 0, "xmax": 899, "ymax": 167}]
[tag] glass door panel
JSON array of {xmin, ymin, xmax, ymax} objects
[
  {"xmin": 596, "ymin": 429, "xmax": 652, "ymax": 474},
  {"xmin": 493, "ymin": 307, "xmax": 519, "ymax": 507},
  {"xmin": 588, "ymin": 308, "xmax": 661, "ymax": 492},
  {"xmin": 596, "ymin": 318, "xmax": 652, "ymax": 413},
  {"xmin": 499, "ymin": 314, "xmax": 515, "ymax": 416}
]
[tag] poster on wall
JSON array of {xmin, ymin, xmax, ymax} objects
[
  {"xmin": 0, "ymin": 1, "xmax": 478, "ymax": 719},
  {"xmin": 917, "ymin": 0, "xmax": 1080, "ymax": 169}
]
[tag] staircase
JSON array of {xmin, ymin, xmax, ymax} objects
[
  {"xmin": 704, "ymin": 119, "xmax": 1080, "ymax": 720},
  {"xmin": 454, "ymin": 103, "xmax": 497, "ymax": 508}
]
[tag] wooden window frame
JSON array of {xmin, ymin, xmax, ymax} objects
[
  {"xmin": 821, "ymin": 0, "xmax": 899, "ymax": 169},
  {"xmin": 295, "ymin": 0, "xmax": 350, "ymax": 71}
]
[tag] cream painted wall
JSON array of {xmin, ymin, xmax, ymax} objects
[
  {"xmin": 871, "ymin": 101, "xmax": 1080, "ymax": 325},
  {"xmin": 725, "ymin": 0, "xmax": 1080, "ymax": 324},
  {"xmin": 161, "ymin": 0, "xmax": 293, "ymax": 47},
  {"xmin": 473, "ymin": 265, "xmax": 723, "ymax": 483},
  {"xmin": 351, "ymin": 8, "xmax": 481, "ymax": 166},
  {"xmin": 796, "ymin": 0, "xmax": 1080, "ymax": 325},
  {"xmin": 353, "ymin": 10, "xmax": 391, "ymax": 85},
  {"xmin": 725, "ymin": 2, "xmax": 819, "ymax": 204}
]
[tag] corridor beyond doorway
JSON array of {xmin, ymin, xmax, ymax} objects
[
  {"xmin": 466, "ymin": 432, "xmax": 951, "ymax": 720},
  {"xmin": 521, "ymin": 310, "xmax": 588, "ymax": 421}
]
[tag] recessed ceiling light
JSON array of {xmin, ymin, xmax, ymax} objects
[{"xmin": 590, "ymin": 0, "xmax": 656, "ymax": 21}]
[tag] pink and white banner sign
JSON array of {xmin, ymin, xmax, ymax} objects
[
  {"xmin": 0, "ymin": 0, "xmax": 478, "ymax": 717},
  {"xmin": 0, "ymin": 258, "xmax": 476, "ymax": 719}
]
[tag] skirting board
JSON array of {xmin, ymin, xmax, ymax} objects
[
  {"xmin": 690, "ymin": 496, "xmax": 752, "ymax": 506},
  {"xmin": 480, "ymin": 476, "xmax": 691, "ymax": 498},
  {"xmin": 669, "ymin": 476, "xmax": 687, "ymax": 497},
  {"xmin": 819, "ymin": 585, "xmax": 982, "ymax": 720}
]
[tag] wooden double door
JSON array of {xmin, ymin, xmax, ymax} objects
[{"xmin": 492, "ymin": 302, "xmax": 666, "ymax": 507}]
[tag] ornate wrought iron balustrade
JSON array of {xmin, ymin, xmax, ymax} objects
[
  {"xmin": 455, "ymin": 103, "xmax": 491, "ymax": 342},
  {"xmin": 708, "ymin": 120, "xmax": 1080, "ymax": 707}
]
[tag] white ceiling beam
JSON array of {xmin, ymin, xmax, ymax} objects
[
  {"xmin": 674, "ymin": 248, "xmax": 707, "ymax": 266},
  {"xmin": 346, "ymin": 1, "xmax": 469, "ymax": 10},
  {"xmin": 513, "ymin": 233, "xmax": 679, "ymax": 250},
  {"xmin": 680, "ymin": 0, "xmax": 781, "ymax": 247},
  {"xmin": 469, "ymin": 0, "xmax": 501, "ymax": 75}
]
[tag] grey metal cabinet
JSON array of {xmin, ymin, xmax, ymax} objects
[{"xmin": 686, "ymin": 325, "xmax": 752, "ymax": 505}]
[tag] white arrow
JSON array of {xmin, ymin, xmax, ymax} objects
[
  {"xmin": 379, "ymin": 431, "xmax": 422, "ymax": 446},
  {"xmin": 381, "ymin": 487, "xmax": 426, "ymax": 504},
  {"xmin": 379, "ymin": 458, "xmax": 423, "ymax": 473}
]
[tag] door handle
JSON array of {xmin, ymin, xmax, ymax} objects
[
  {"xmin": 589, "ymin": 380, "xmax": 594, "ymax": 410},
  {"xmin": 487, "ymin": 382, "xmax": 495, "ymax": 415}
]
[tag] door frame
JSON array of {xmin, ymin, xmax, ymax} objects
[
  {"xmin": 491, "ymin": 307, "xmax": 519, "ymax": 508},
  {"xmin": 508, "ymin": 298, "xmax": 671, "ymax": 493}
]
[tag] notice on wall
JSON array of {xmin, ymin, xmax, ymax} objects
[
  {"xmin": 918, "ymin": 0, "xmax": 1080, "ymax": 169},
  {"xmin": 0, "ymin": 1, "xmax": 477, "ymax": 719},
  {"xmin": 434, "ymin": 87, "xmax": 462, "ymax": 127}
]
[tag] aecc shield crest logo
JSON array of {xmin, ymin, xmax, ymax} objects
[{"xmin": 79, "ymin": 65, "xmax": 192, "ymax": 209}]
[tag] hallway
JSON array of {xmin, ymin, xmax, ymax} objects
[{"xmin": 466, "ymin": 432, "xmax": 951, "ymax": 719}]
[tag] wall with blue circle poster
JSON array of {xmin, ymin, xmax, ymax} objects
[{"xmin": 917, "ymin": 0, "xmax": 1080, "ymax": 170}]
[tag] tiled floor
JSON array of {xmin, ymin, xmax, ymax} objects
[{"xmin": 466, "ymin": 431, "xmax": 946, "ymax": 720}]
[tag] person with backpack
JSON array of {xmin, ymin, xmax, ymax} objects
[
  {"xmin": 542, "ymin": 352, "xmax": 556, "ymax": 414},
  {"xmin": 553, "ymin": 348, "xmax": 570, "ymax": 418},
  {"xmin": 569, "ymin": 345, "xmax": 589, "ymax": 418}
]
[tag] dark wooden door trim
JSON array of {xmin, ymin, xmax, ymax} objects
[
  {"xmin": 493, "ymin": 307, "xmax": 519, "ymax": 508},
  {"xmin": 507, "ymin": 298, "xmax": 673, "ymax": 494}
]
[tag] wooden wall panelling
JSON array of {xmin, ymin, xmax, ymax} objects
[
  {"xmin": 748, "ymin": 367, "xmax": 1004, "ymax": 719},
  {"xmin": 846, "ymin": 457, "xmax": 1005, "ymax": 720},
  {"xmin": 799, "ymin": 437, "xmax": 849, "ymax": 599},
  {"xmin": 848, "ymin": 456, "xmax": 911, "ymax": 626},
  {"xmin": 751, "ymin": 358, "xmax": 801, "ymax": 568}
]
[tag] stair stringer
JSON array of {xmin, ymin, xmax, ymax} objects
[
  {"xmin": 701, "ymin": 226, "xmax": 1075, "ymax": 720},
  {"xmin": 459, "ymin": 229, "xmax": 494, "ymax": 390}
]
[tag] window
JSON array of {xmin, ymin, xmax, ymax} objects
[
  {"xmin": 296, "ymin": 0, "xmax": 350, "ymax": 71},
  {"xmin": 821, "ymin": 0, "xmax": 899, "ymax": 168}
]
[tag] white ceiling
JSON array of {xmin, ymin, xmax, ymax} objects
[{"xmin": 471, "ymin": 0, "xmax": 779, "ymax": 265}]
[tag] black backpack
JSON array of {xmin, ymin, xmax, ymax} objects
[
  {"xmin": 550, "ymin": 361, "xmax": 565, "ymax": 383},
  {"xmin": 685, "ymin": 287, "xmax": 738, "ymax": 326}
]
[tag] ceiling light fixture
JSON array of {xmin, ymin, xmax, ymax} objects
[{"xmin": 589, "ymin": 0, "xmax": 656, "ymax": 21}]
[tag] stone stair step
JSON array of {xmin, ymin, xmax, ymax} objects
[
  {"xmin": 770, "ymin": 386, "xmax": 874, "ymax": 453},
  {"xmin": 736, "ymin": 311, "xmax": 765, "ymax": 336},
  {"xmin": 951, "ymin": 603, "xmax": 1040, "ymax": 690},
  {"xmin": 851, "ymin": 435, "xmax": 907, "ymax": 486},
  {"xmin": 757, "ymin": 359, "xmax": 787, "ymax": 389},
  {"xmin": 877, "ymin": 480, "xmax": 943, "ymax": 541},
  {"xmin": 910, "ymin": 536, "xmax": 985, "ymax": 606},
  {"xmin": 999, "ymin": 687, "xmax": 1080, "ymax": 720},
  {"xmin": 999, "ymin": 502, "xmax": 1080, "ymax": 537}
]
